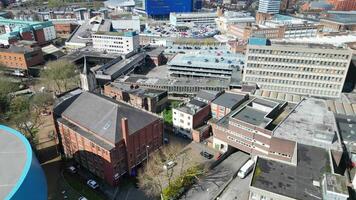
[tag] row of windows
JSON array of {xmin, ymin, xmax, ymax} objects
[
  {"xmin": 245, "ymin": 70, "xmax": 344, "ymax": 82},
  {"xmin": 248, "ymin": 49, "xmax": 349, "ymax": 60},
  {"xmin": 246, "ymin": 63, "xmax": 346, "ymax": 74},
  {"xmin": 247, "ymin": 59, "xmax": 347, "ymax": 69},
  {"xmin": 248, "ymin": 56, "xmax": 348, "ymax": 67},
  {"xmin": 260, "ymin": 84, "xmax": 339, "ymax": 96},
  {"xmin": 244, "ymin": 76, "xmax": 341, "ymax": 90}
]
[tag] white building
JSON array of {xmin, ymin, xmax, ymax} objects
[
  {"xmin": 258, "ymin": 0, "xmax": 281, "ymax": 14},
  {"xmin": 243, "ymin": 42, "xmax": 352, "ymax": 98},
  {"xmin": 215, "ymin": 11, "xmax": 255, "ymax": 33},
  {"xmin": 170, "ymin": 12, "xmax": 218, "ymax": 27},
  {"xmin": 92, "ymin": 31, "xmax": 140, "ymax": 54}
]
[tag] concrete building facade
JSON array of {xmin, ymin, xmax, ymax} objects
[
  {"xmin": 258, "ymin": 0, "xmax": 281, "ymax": 14},
  {"xmin": 92, "ymin": 31, "xmax": 140, "ymax": 54},
  {"xmin": 243, "ymin": 43, "xmax": 352, "ymax": 98}
]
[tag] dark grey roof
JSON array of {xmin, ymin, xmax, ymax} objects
[
  {"xmin": 0, "ymin": 128, "xmax": 28, "ymax": 199},
  {"xmin": 233, "ymin": 106, "xmax": 271, "ymax": 127},
  {"xmin": 212, "ymin": 92, "xmax": 247, "ymax": 109},
  {"xmin": 252, "ymin": 98, "xmax": 278, "ymax": 108},
  {"xmin": 335, "ymin": 114, "xmax": 356, "ymax": 142},
  {"xmin": 196, "ymin": 90, "xmax": 220, "ymax": 102},
  {"xmin": 189, "ymin": 99, "xmax": 207, "ymax": 108},
  {"xmin": 58, "ymin": 118, "xmax": 114, "ymax": 150},
  {"xmin": 252, "ymin": 144, "xmax": 328, "ymax": 200},
  {"xmin": 62, "ymin": 92, "xmax": 159, "ymax": 144}
]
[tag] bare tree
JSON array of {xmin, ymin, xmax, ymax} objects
[{"xmin": 137, "ymin": 143, "xmax": 191, "ymax": 198}]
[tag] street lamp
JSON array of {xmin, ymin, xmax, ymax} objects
[{"xmin": 146, "ymin": 145, "xmax": 150, "ymax": 165}]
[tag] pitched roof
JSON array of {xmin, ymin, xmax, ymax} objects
[{"xmin": 62, "ymin": 92, "xmax": 159, "ymax": 144}]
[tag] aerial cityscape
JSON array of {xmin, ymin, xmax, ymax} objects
[{"xmin": 0, "ymin": 0, "xmax": 355, "ymax": 200}]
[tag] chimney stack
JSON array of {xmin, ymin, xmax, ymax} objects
[{"xmin": 121, "ymin": 118, "xmax": 129, "ymax": 144}]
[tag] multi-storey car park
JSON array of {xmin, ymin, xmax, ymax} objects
[
  {"xmin": 168, "ymin": 51, "xmax": 245, "ymax": 79},
  {"xmin": 243, "ymin": 40, "xmax": 353, "ymax": 98}
]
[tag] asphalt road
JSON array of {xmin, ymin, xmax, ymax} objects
[
  {"xmin": 180, "ymin": 151, "xmax": 250, "ymax": 200},
  {"xmin": 217, "ymin": 171, "xmax": 252, "ymax": 200}
]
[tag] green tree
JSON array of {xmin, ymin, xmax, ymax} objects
[
  {"xmin": 8, "ymin": 93, "xmax": 54, "ymax": 147},
  {"xmin": 41, "ymin": 59, "xmax": 79, "ymax": 93},
  {"xmin": 0, "ymin": 78, "xmax": 19, "ymax": 115}
]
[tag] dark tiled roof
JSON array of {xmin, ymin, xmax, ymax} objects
[{"xmin": 61, "ymin": 92, "xmax": 159, "ymax": 144}]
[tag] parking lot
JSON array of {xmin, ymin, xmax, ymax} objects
[
  {"xmin": 180, "ymin": 151, "xmax": 250, "ymax": 200},
  {"xmin": 143, "ymin": 23, "xmax": 219, "ymax": 38}
]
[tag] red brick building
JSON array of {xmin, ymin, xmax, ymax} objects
[
  {"xmin": 53, "ymin": 22, "xmax": 79, "ymax": 37},
  {"xmin": 328, "ymin": 0, "xmax": 356, "ymax": 11},
  {"xmin": 0, "ymin": 44, "xmax": 44, "ymax": 70},
  {"xmin": 103, "ymin": 82, "xmax": 168, "ymax": 113},
  {"xmin": 53, "ymin": 91, "xmax": 163, "ymax": 185},
  {"xmin": 211, "ymin": 96, "xmax": 296, "ymax": 163}
]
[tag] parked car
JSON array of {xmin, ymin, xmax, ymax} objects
[
  {"xmin": 67, "ymin": 166, "xmax": 77, "ymax": 174},
  {"xmin": 163, "ymin": 161, "xmax": 176, "ymax": 170},
  {"xmin": 163, "ymin": 137, "xmax": 169, "ymax": 144},
  {"xmin": 200, "ymin": 151, "xmax": 213, "ymax": 159},
  {"xmin": 78, "ymin": 197, "xmax": 88, "ymax": 200},
  {"xmin": 87, "ymin": 179, "xmax": 99, "ymax": 189}
]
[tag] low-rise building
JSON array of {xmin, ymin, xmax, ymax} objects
[
  {"xmin": 0, "ymin": 44, "xmax": 44, "ymax": 70},
  {"xmin": 53, "ymin": 91, "xmax": 163, "ymax": 185},
  {"xmin": 0, "ymin": 18, "xmax": 56, "ymax": 45},
  {"xmin": 92, "ymin": 31, "xmax": 139, "ymax": 54},
  {"xmin": 172, "ymin": 90, "xmax": 220, "ymax": 139},
  {"xmin": 52, "ymin": 20, "xmax": 79, "ymax": 37},
  {"xmin": 104, "ymin": 82, "xmax": 168, "ymax": 113},
  {"xmin": 249, "ymin": 144, "xmax": 338, "ymax": 200},
  {"xmin": 229, "ymin": 14, "xmax": 322, "ymax": 40},
  {"xmin": 119, "ymin": 75, "xmax": 230, "ymax": 95},
  {"xmin": 169, "ymin": 12, "xmax": 218, "ymax": 27},
  {"xmin": 320, "ymin": 11, "xmax": 356, "ymax": 32},
  {"xmin": 215, "ymin": 11, "xmax": 255, "ymax": 33}
]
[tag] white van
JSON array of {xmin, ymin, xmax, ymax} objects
[{"xmin": 237, "ymin": 159, "xmax": 255, "ymax": 179}]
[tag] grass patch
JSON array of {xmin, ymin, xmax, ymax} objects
[
  {"xmin": 161, "ymin": 100, "xmax": 182, "ymax": 126},
  {"xmin": 63, "ymin": 172, "xmax": 105, "ymax": 200}
]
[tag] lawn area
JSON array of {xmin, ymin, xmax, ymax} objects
[{"xmin": 63, "ymin": 172, "xmax": 105, "ymax": 200}]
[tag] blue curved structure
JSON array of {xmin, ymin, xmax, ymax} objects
[{"xmin": 0, "ymin": 125, "xmax": 47, "ymax": 200}]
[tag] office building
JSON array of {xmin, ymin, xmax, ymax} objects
[
  {"xmin": 0, "ymin": 44, "xmax": 44, "ymax": 70},
  {"xmin": 0, "ymin": 125, "xmax": 47, "ymax": 200},
  {"xmin": 243, "ymin": 41, "xmax": 352, "ymax": 98},
  {"xmin": 92, "ymin": 31, "xmax": 139, "ymax": 55},
  {"xmin": 258, "ymin": 0, "xmax": 281, "ymax": 14},
  {"xmin": 169, "ymin": 12, "xmax": 218, "ymax": 27},
  {"xmin": 0, "ymin": 18, "xmax": 56, "ymax": 45},
  {"xmin": 144, "ymin": 0, "xmax": 193, "ymax": 17},
  {"xmin": 104, "ymin": 82, "xmax": 168, "ymax": 113},
  {"xmin": 53, "ymin": 91, "xmax": 164, "ymax": 185},
  {"xmin": 168, "ymin": 51, "xmax": 245, "ymax": 79},
  {"xmin": 211, "ymin": 94, "xmax": 297, "ymax": 162}
]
